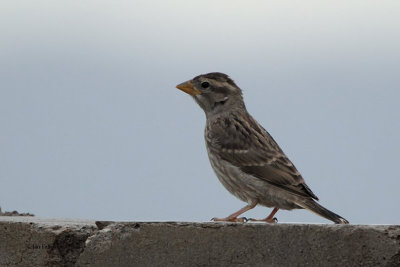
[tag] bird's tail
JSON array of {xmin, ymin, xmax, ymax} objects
[{"xmin": 297, "ymin": 200, "xmax": 349, "ymax": 224}]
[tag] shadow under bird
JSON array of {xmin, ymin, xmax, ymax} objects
[{"xmin": 176, "ymin": 72, "xmax": 348, "ymax": 224}]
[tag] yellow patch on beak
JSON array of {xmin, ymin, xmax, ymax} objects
[{"xmin": 176, "ymin": 80, "xmax": 201, "ymax": 96}]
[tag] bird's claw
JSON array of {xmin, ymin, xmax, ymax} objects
[
  {"xmin": 247, "ymin": 217, "xmax": 278, "ymax": 223},
  {"xmin": 211, "ymin": 217, "xmax": 248, "ymax": 223},
  {"xmin": 238, "ymin": 217, "xmax": 248, "ymax": 223}
]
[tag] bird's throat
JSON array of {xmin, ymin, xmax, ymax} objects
[{"xmin": 212, "ymin": 97, "xmax": 228, "ymax": 110}]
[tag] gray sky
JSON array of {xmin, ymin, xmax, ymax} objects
[{"xmin": 1, "ymin": 0, "xmax": 399, "ymax": 224}]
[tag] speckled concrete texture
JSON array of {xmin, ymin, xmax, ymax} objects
[{"xmin": 0, "ymin": 217, "xmax": 399, "ymax": 266}]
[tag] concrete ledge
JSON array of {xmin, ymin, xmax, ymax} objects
[{"xmin": 0, "ymin": 217, "xmax": 399, "ymax": 266}]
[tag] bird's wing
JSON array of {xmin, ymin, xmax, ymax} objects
[{"xmin": 206, "ymin": 114, "xmax": 318, "ymax": 200}]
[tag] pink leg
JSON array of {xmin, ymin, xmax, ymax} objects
[
  {"xmin": 212, "ymin": 202, "xmax": 258, "ymax": 223},
  {"xmin": 248, "ymin": 207, "xmax": 279, "ymax": 223}
]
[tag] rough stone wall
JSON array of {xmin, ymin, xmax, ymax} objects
[{"xmin": 0, "ymin": 217, "xmax": 399, "ymax": 266}]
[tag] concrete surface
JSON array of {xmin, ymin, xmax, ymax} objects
[{"xmin": 0, "ymin": 217, "xmax": 399, "ymax": 266}]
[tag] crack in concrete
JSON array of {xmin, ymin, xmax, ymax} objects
[{"xmin": 46, "ymin": 226, "xmax": 97, "ymax": 267}]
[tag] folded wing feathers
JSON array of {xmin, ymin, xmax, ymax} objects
[{"xmin": 206, "ymin": 113, "xmax": 319, "ymax": 200}]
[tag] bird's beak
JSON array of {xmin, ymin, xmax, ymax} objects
[{"xmin": 176, "ymin": 80, "xmax": 201, "ymax": 96}]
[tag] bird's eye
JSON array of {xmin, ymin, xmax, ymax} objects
[{"xmin": 201, "ymin": 82, "xmax": 210, "ymax": 88}]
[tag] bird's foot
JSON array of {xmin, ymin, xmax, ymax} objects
[
  {"xmin": 211, "ymin": 216, "xmax": 248, "ymax": 223},
  {"xmin": 248, "ymin": 217, "xmax": 278, "ymax": 223}
]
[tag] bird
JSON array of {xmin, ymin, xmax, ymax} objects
[{"xmin": 176, "ymin": 72, "xmax": 349, "ymax": 224}]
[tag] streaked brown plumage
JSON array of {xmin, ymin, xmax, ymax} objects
[{"xmin": 176, "ymin": 72, "xmax": 348, "ymax": 224}]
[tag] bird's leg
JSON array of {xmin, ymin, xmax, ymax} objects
[
  {"xmin": 248, "ymin": 207, "xmax": 279, "ymax": 223},
  {"xmin": 212, "ymin": 202, "xmax": 258, "ymax": 223}
]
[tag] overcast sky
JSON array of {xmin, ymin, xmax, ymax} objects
[{"xmin": 1, "ymin": 0, "xmax": 399, "ymax": 224}]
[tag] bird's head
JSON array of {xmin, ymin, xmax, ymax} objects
[{"xmin": 176, "ymin": 72, "xmax": 245, "ymax": 117}]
